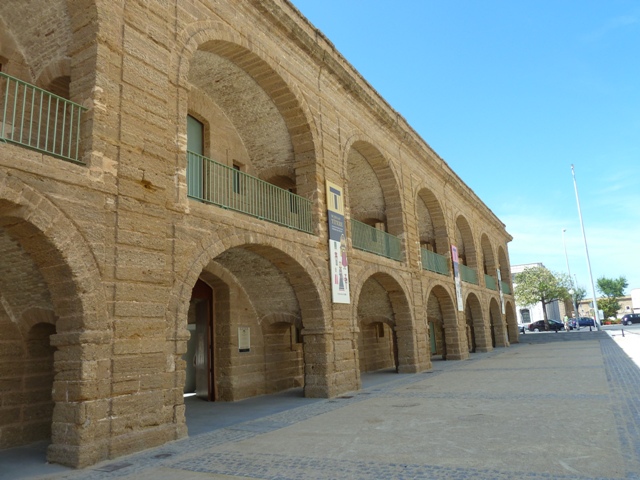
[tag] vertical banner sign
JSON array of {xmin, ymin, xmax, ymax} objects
[
  {"xmin": 451, "ymin": 245, "xmax": 464, "ymax": 312},
  {"xmin": 497, "ymin": 268, "xmax": 505, "ymax": 314},
  {"xmin": 326, "ymin": 181, "xmax": 350, "ymax": 304}
]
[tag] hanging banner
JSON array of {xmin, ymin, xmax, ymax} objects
[
  {"xmin": 326, "ymin": 180, "xmax": 350, "ymax": 304},
  {"xmin": 497, "ymin": 268, "xmax": 505, "ymax": 314},
  {"xmin": 451, "ymin": 245, "xmax": 464, "ymax": 312}
]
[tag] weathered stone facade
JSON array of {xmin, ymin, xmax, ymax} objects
[{"xmin": 0, "ymin": 0, "xmax": 516, "ymax": 468}]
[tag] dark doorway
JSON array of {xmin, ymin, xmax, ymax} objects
[{"xmin": 192, "ymin": 279, "xmax": 214, "ymax": 401}]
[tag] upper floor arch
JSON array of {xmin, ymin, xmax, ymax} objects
[
  {"xmin": 415, "ymin": 187, "xmax": 449, "ymax": 256},
  {"xmin": 479, "ymin": 233, "xmax": 496, "ymax": 277},
  {"xmin": 497, "ymin": 245, "xmax": 512, "ymax": 287},
  {"xmin": 454, "ymin": 214, "xmax": 478, "ymax": 269},
  {"xmin": 341, "ymin": 136, "xmax": 406, "ymax": 262},
  {"xmin": 175, "ymin": 22, "xmax": 319, "ymax": 199}
]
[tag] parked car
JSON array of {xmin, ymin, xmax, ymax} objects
[
  {"xmin": 577, "ymin": 317, "xmax": 595, "ymax": 327},
  {"xmin": 622, "ymin": 313, "xmax": 640, "ymax": 325},
  {"xmin": 528, "ymin": 319, "xmax": 568, "ymax": 332}
]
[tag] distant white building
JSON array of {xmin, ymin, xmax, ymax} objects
[
  {"xmin": 632, "ymin": 289, "xmax": 640, "ymax": 313},
  {"xmin": 511, "ymin": 263, "xmax": 564, "ymax": 327}
]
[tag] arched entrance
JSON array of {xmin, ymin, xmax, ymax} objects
[
  {"xmin": 0, "ymin": 175, "xmax": 109, "ymax": 467},
  {"xmin": 176, "ymin": 240, "xmax": 327, "ymax": 412},
  {"xmin": 505, "ymin": 301, "xmax": 519, "ymax": 343},
  {"xmin": 465, "ymin": 293, "xmax": 488, "ymax": 353},
  {"xmin": 355, "ymin": 272, "xmax": 417, "ymax": 374},
  {"xmin": 489, "ymin": 297, "xmax": 508, "ymax": 347},
  {"xmin": 425, "ymin": 285, "xmax": 458, "ymax": 360}
]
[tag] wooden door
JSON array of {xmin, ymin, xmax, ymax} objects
[{"xmin": 193, "ymin": 279, "xmax": 214, "ymax": 401}]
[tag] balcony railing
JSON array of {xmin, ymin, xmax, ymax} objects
[
  {"xmin": 421, "ymin": 248, "xmax": 449, "ymax": 276},
  {"xmin": 351, "ymin": 219, "xmax": 402, "ymax": 261},
  {"xmin": 501, "ymin": 281, "xmax": 511, "ymax": 294},
  {"xmin": 0, "ymin": 72, "xmax": 86, "ymax": 164},
  {"xmin": 186, "ymin": 151, "xmax": 313, "ymax": 234},
  {"xmin": 484, "ymin": 274, "xmax": 497, "ymax": 290},
  {"xmin": 459, "ymin": 264, "xmax": 478, "ymax": 285}
]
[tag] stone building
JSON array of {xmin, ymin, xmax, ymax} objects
[{"xmin": 0, "ymin": 0, "xmax": 516, "ymax": 468}]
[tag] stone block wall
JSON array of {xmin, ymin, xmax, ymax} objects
[{"xmin": 0, "ymin": 0, "xmax": 517, "ymax": 468}]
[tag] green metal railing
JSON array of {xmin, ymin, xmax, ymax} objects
[
  {"xmin": 459, "ymin": 264, "xmax": 478, "ymax": 285},
  {"xmin": 0, "ymin": 72, "xmax": 86, "ymax": 163},
  {"xmin": 421, "ymin": 248, "xmax": 449, "ymax": 276},
  {"xmin": 187, "ymin": 151, "xmax": 313, "ymax": 233},
  {"xmin": 351, "ymin": 219, "xmax": 402, "ymax": 261},
  {"xmin": 484, "ymin": 274, "xmax": 497, "ymax": 290},
  {"xmin": 501, "ymin": 281, "xmax": 511, "ymax": 294}
]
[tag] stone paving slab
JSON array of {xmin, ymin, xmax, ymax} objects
[{"xmin": 17, "ymin": 331, "xmax": 640, "ymax": 480}]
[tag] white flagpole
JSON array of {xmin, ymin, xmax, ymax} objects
[{"xmin": 571, "ymin": 164, "xmax": 600, "ymax": 330}]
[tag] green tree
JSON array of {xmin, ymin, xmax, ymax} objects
[
  {"xmin": 569, "ymin": 284, "xmax": 586, "ymax": 317},
  {"xmin": 573, "ymin": 285, "xmax": 587, "ymax": 305},
  {"xmin": 514, "ymin": 266, "xmax": 572, "ymax": 326},
  {"xmin": 596, "ymin": 276, "xmax": 628, "ymax": 319}
]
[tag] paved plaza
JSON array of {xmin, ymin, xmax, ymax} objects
[{"xmin": 5, "ymin": 329, "xmax": 640, "ymax": 480}]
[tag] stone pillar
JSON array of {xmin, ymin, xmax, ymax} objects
[
  {"xmin": 47, "ymin": 332, "xmax": 111, "ymax": 468},
  {"xmin": 330, "ymin": 303, "xmax": 360, "ymax": 395},
  {"xmin": 302, "ymin": 328, "xmax": 336, "ymax": 398},
  {"xmin": 443, "ymin": 314, "xmax": 470, "ymax": 360}
]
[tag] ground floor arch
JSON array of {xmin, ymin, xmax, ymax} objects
[
  {"xmin": 353, "ymin": 271, "xmax": 419, "ymax": 374},
  {"xmin": 464, "ymin": 293, "xmax": 490, "ymax": 353},
  {"xmin": 425, "ymin": 285, "xmax": 459, "ymax": 360},
  {"xmin": 504, "ymin": 301, "xmax": 519, "ymax": 343},
  {"xmin": 489, "ymin": 297, "xmax": 509, "ymax": 348},
  {"xmin": 0, "ymin": 174, "xmax": 110, "ymax": 468},
  {"xmin": 174, "ymin": 236, "xmax": 330, "ymax": 417}
]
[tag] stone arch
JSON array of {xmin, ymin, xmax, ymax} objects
[
  {"xmin": 0, "ymin": 17, "xmax": 31, "ymax": 80},
  {"xmin": 172, "ymin": 21, "xmax": 320, "ymax": 211},
  {"xmin": 425, "ymin": 283, "xmax": 461, "ymax": 360},
  {"xmin": 480, "ymin": 233, "xmax": 496, "ymax": 276},
  {"xmin": 351, "ymin": 267, "xmax": 418, "ymax": 374},
  {"xmin": 16, "ymin": 307, "xmax": 57, "ymax": 336},
  {"xmin": 260, "ymin": 312, "xmax": 302, "ymax": 330},
  {"xmin": 0, "ymin": 1, "xmax": 71, "ymax": 81},
  {"xmin": 416, "ymin": 186, "xmax": 449, "ymax": 256},
  {"xmin": 464, "ymin": 292, "xmax": 488, "ymax": 353},
  {"xmin": 35, "ymin": 57, "xmax": 71, "ymax": 97},
  {"xmin": 504, "ymin": 300, "xmax": 518, "ymax": 343},
  {"xmin": 171, "ymin": 228, "xmax": 329, "ymax": 402},
  {"xmin": 344, "ymin": 136, "xmax": 405, "ymax": 240},
  {"xmin": 489, "ymin": 297, "xmax": 508, "ymax": 348},
  {"xmin": 454, "ymin": 215, "xmax": 477, "ymax": 269},
  {"xmin": 497, "ymin": 245, "xmax": 512, "ymax": 291},
  {"xmin": 0, "ymin": 172, "xmax": 110, "ymax": 468}
]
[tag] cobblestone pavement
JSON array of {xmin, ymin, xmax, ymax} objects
[{"xmin": 12, "ymin": 330, "xmax": 640, "ymax": 480}]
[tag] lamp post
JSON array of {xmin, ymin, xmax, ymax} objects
[
  {"xmin": 568, "ymin": 288, "xmax": 576, "ymax": 328},
  {"xmin": 571, "ymin": 164, "xmax": 599, "ymax": 330}
]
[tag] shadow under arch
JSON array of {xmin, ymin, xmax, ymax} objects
[
  {"xmin": 504, "ymin": 300, "xmax": 519, "ymax": 343},
  {"xmin": 415, "ymin": 186, "xmax": 449, "ymax": 256},
  {"xmin": 464, "ymin": 291, "xmax": 489, "ymax": 353},
  {"xmin": 171, "ymin": 230, "xmax": 330, "ymax": 406},
  {"xmin": 343, "ymin": 136, "xmax": 405, "ymax": 240},
  {"xmin": 480, "ymin": 233, "xmax": 497, "ymax": 277},
  {"xmin": 425, "ymin": 283, "xmax": 460, "ymax": 360},
  {"xmin": 454, "ymin": 214, "xmax": 478, "ymax": 269},
  {"xmin": 489, "ymin": 296, "xmax": 507, "ymax": 348},
  {"xmin": 0, "ymin": 172, "xmax": 109, "ymax": 468},
  {"xmin": 172, "ymin": 21, "xmax": 321, "ymax": 210},
  {"xmin": 351, "ymin": 267, "xmax": 419, "ymax": 374}
]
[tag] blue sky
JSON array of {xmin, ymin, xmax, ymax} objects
[{"xmin": 290, "ymin": 0, "xmax": 640, "ymax": 297}]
